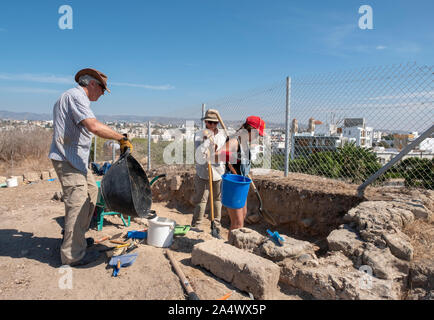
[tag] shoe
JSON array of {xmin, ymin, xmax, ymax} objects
[
  {"xmin": 86, "ymin": 238, "xmax": 95, "ymax": 248},
  {"xmin": 68, "ymin": 251, "xmax": 101, "ymax": 267},
  {"xmin": 61, "ymin": 230, "xmax": 94, "ymax": 248}
]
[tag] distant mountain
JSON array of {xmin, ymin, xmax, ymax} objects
[
  {"xmin": 0, "ymin": 110, "xmax": 198, "ymax": 125},
  {"xmin": 0, "ymin": 109, "xmax": 285, "ymax": 128},
  {"xmin": 0, "ymin": 110, "xmax": 52, "ymax": 121}
]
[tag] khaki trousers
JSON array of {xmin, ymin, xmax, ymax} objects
[
  {"xmin": 191, "ymin": 175, "xmax": 222, "ymax": 228},
  {"xmin": 51, "ymin": 160, "xmax": 98, "ymax": 265}
]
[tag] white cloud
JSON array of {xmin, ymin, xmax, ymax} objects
[
  {"xmin": 0, "ymin": 72, "xmax": 174, "ymax": 91},
  {"xmin": 0, "ymin": 86, "xmax": 60, "ymax": 94},
  {"xmin": 376, "ymin": 45, "xmax": 387, "ymax": 50},
  {"xmin": 369, "ymin": 91, "xmax": 434, "ymax": 101},
  {"xmin": 323, "ymin": 24, "xmax": 356, "ymax": 49},
  {"xmin": 111, "ymin": 82, "xmax": 175, "ymax": 90},
  {"xmin": 0, "ymin": 73, "xmax": 72, "ymax": 84}
]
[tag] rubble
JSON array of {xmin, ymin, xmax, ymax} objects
[
  {"xmin": 41, "ymin": 171, "xmax": 50, "ymax": 180},
  {"xmin": 23, "ymin": 172, "xmax": 40, "ymax": 182}
]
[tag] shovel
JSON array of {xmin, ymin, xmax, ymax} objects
[
  {"xmin": 109, "ymin": 253, "xmax": 138, "ymax": 277},
  {"xmin": 207, "ymin": 151, "xmax": 222, "ymax": 239},
  {"xmin": 214, "ymin": 111, "xmax": 278, "ymax": 226}
]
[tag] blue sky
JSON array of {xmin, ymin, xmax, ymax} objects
[{"xmin": 0, "ymin": 0, "xmax": 433, "ymax": 119}]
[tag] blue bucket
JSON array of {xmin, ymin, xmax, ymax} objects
[{"xmin": 221, "ymin": 174, "xmax": 252, "ymax": 209}]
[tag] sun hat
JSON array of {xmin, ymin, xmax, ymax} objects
[
  {"xmin": 202, "ymin": 109, "xmax": 219, "ymax": 122},
  {"xmin": 75, "ymin": 68, "xmax": 111, "ymax": 93}
]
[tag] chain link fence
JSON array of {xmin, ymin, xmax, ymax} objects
[
  {"xmin": 96, "ymin": 62, "xmax": 433, "ymax": 189},
  {"xmin": 287, "ymin": 63, "xmax": 433, "ymax": 189}
]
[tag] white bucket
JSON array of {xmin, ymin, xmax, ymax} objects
[
  {"xmin": 6, "ymin": 177, "xmax": 18, "ymax": 188},
  {"xmin": 147, "ymin": 216, "xmax": 176, "ymax": 248}
]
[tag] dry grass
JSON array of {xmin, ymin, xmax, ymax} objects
[
  {"xmin": 402, "ymin": 218, "xmax": 434, "ymax": 262},
  {"xmin": 0, "ymin": 128, "xmax": 52, "ymax": 176}
]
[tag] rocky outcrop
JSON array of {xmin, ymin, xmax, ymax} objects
[
  {"xmin": 279, "ymin": 252, "xmax": 400, "ymax": 300},
  {"xmin": 407, "ymin": 258, "xmax": 434, "ymax": 300},
  {"xmin": 228, "ymin": 228, "xmax": 318, "ymax": 262}
]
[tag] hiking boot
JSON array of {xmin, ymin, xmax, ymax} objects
[
  {"xmin": 67, "ymin": 251, "xmax": 101, "ymax": 267},
  {"xmin": 211, "ymin": 225, "xmax": 223, "ymax": 240}
]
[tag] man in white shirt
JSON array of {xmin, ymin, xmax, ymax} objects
[
  {"xmin": 49, "ymin": 68, "xmax": 133, "ymax": 266},
  {"xmin": 191, "ymin": 109, "xmax": 226, "ymax": 236}
]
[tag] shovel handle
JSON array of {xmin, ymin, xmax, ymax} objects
[
  {"xmin": 110, "ymin": 240, "xmax": 128, "ymax": 245},
  {"xmin": 208, "ymin": 161, "xmax": 214, "ymax": 222},
  {"xmin": 95, "ymin": 236, "xmax": 110, "ymax": 244},
  {"xmin": 166, "ymin": 250, "xmax": 200, "ymax": 300}
]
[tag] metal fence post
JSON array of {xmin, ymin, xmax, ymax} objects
[
  {"xmin": 147, "ymin": 121, "xmax": 151, "ymax": 171},
  {"xmin": 202, "ymin": 104, "xmax": 206, "ymax": 129},
  {"xmin": 284, "ymin": 77, "xmax": 291, "ymax": 177},
  {"xmin": 357, "ymin": 124, "xmax": 434, "ymax": 198},
  {"xmin": 112, "ymin": 140, "xmax": 116, "ymax": 162}
]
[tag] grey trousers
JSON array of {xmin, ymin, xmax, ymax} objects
[
  {"xmin": 191, "ymin": 175, "xmax": 222, "ymax": 228},
  {"xmin": 51, "ymin": 160, "xmax": 98, "ymax": 265}
]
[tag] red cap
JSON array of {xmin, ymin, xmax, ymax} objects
[{"xmin": 246, "ymin": 116, "xmax": 266, "ymax": 136}]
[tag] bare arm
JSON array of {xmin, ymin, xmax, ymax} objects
[{"xmin": 81, "ymin": 118, "xmax": 124, "ymax": 140}]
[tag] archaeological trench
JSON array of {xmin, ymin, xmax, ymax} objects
[{"xmin": 148, "ymin": 166, "xmax": 433, "ymax": 300}]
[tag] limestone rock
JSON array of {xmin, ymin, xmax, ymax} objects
[
  {"xmin": 279, "ymin": 252, "xmax": 400, "ymax": 300},
  {"xmin": 344, "ymin": 201, "xmax": 415, "ymax": 246},
  {"xmin": 228, "ymin": 227, "xmax": 317, "ymax": 262},
  {"xmin": 41, "ymin": 171, "xmax": 50, "ymax": 180},
  {"xmin": 260, "ymin": 235, "xmax": 317, "ymax": 262},
  {"xmin": 191, "ymin": 239, "xmax": 280, "ymax": 300},
  {"xmin": 24, "ymin": 172, "xmax": 40, "ymax": 182},
  {"xmin": 382, "ymin": 230, "xmax": 414, "ymax": 261},
  {"xmin": 228, "ymin": 228, "xmax": 265, "ymax": 253},
  {"xmin": 409, "ymin": 259, "xmax": 434, "ymax": 291},
  {"xmin": 361, "ymin": 244, "xmax": 409, "ymax": 280},
  {"xmin": 327, "ymin": 225, "xmax": 364, "ymax": 257}
]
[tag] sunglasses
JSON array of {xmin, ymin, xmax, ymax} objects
[
  {"xmin": 206, "ymin": 121, "xmax": 218, "ymax": 125},
  {"xmin": 98, "ymin": 83, "xmax": 106, "ymax": 92}
]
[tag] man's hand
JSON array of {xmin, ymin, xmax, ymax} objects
[
  {"xmin": 202, "ymin": 129, "xmax": 214, "ymax": 140},
  {"xmin": 119, "ymin": 137, "xmax": 133, "ymax": 154}
]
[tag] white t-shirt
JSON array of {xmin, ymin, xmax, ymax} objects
[{"xmin": 194, "ymin": 129, "xmax": 226, "ymax": 181}]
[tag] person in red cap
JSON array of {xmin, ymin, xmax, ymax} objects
[{"xmin": 220, "ymin": 116, "xmax": 266, "ymax": 233}]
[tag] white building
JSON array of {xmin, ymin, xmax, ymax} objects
[
  {"xmin": 374, "ymin": 147, "xmax": 434, "ymax": 165},
  {"xmin": 418, "ymin": 138, "xmax": 434, "ymax": 153},
  {"xmin": 342, "ymin": 126, "xmax": 373, "ymax": 148}
]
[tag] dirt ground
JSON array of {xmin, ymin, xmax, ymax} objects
[{"xmin": 0, "ymin": 178, "xmax": 305, "ymax": 300}]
